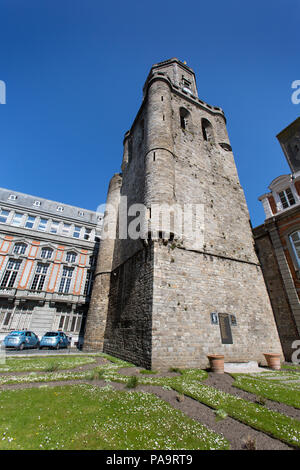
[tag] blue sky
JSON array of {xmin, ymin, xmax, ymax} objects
[{"xmin": 0, "ymin": 0, "xmax": 299, "ymax": 227}]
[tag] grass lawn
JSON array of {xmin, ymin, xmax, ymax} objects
[
  {"xmin": 232, "ymin": 372, "xmax": 300, "ymax": 408},
  {"xmin": 98, "ymin": 365, "xmax": 300, "ymax": 448},
  {"xmin": 1, "ymin": 354, "xmax": 300, "ymax": 449},
  {"xmin": 0, "ymin": 384, "xmax": 229, "ymax": 450},
  {"xmin": 0, "ymin": 355, "xmax": 96, "ymax": 373}
]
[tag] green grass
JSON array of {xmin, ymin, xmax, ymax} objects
[
  {"xmin": 126, "ymin": 376, "xmax": 139, "ymax": 389},
  {"xmin": 0, "ymin": 385, "xmax": 229, "ymax": 450},
  {"xmin": 98, "ymin": 365, "xmax": 300, "ymax": 448},
  {"xmin": 0, "ymin": 355, "xmax": 96, "ymax": 373},
  {"xmin": 232, "ymin": 372, "xmax": 300, "ymax": 409},
  {"xmin": 169, "ymin": 379, "xmax": 300, "ymax": 448},
  {"xmin": 139, "ymin": 369, "xmax": 157, "ymax": 375},
  {"xmin": 281, "ymin": 364, "xmax": 300, "ymax": 371},
  {"xmin": 1, "ymin": 354, "xmax": 300, "ymax": 449}
]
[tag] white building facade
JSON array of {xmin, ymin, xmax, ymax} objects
[{"xmin": 0, "ymin": 187, "xmax": 102, "ymax": 347}]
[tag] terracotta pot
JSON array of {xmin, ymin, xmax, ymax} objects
[
  {"xmin": 207, "ymin": 354, "xmax": 224, "ymax": 374},
  {"xmin": 264, "ymin": 353, "xmax": 281, "ymax": 370}
]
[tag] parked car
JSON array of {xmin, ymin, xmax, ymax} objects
[
  {"xmin": 39, "ymin": 331, "xmax": 70, "ymax": 350},
  {"xmin": 3, "ymin": 330, "xmax": 40, "ymax": 350}
]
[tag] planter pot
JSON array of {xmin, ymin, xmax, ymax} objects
[
  {"xmin": 264, "ymin": 353, "xmax": 281, "ymax": 370},
  {"xmin": 207, "ymin": 355, "xmax": 224, "ymax": 374}
]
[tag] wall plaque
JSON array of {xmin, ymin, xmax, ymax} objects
[{"xmin": 218, "ymin": 313, "xmax": 233, "ymax": 344}]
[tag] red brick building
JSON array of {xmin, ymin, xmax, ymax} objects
[{"xmin": 253, "ymin": 118, "xmax": 300, "ymax": 360}]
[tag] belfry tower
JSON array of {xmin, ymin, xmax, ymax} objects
[{"xmin": 84, "ymin": 58, "xmax": 283, "ymax": 369}]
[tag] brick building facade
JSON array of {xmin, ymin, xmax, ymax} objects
[{"xmin": 253, "ymin": 118, "xmax": 300, "ymax": 360}]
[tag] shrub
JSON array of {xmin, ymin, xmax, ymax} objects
[
  {"xmin": 126, "ymin": 376, "xmax": 139, "ymax": 389},
  {"xmin": 44, "ymin": 362, "xmax": 59, "ymax": 372}
]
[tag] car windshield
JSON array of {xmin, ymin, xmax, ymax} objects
[
  {"xmin": 9, "ymin": 331, "xmax": 24, "ymax": 336},
  {"xmin": 44, "ymin": 332, "xmax": 58, "ymax": 337}
]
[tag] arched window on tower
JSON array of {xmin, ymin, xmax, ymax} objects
[
  {"xmin": 180, "ymin": 107, "xmax": 190, "ymax": 130},
  {"xmin": 202, "ymin": 118, "xmax": 214, "ymax": 142}
]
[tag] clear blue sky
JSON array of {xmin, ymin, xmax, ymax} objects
[{"xmin": 0, "ymin": 0, "xmax": 299, "ymax": 227}]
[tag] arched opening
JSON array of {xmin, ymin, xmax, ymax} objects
[
  {"xmin": 180, "ymin": 107, "xmax": 190, "ymax": 130},
  {"xmin": 202, "ymin": 118, "xmax": 214, "ymax": 142}
]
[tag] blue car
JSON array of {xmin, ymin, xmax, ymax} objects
[
  {"xmin": 3, "ymin": 330, "xmax": 40, "ymax": 350},
  {"xmin": 39, "ymin": 331, "xmax": 70, "ymax": 350}
]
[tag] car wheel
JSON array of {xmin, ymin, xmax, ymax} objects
[
  {"xmin": 55, "ymin": 344, "xmax": 60, "ymax": 350},
  {"xmin": 18, "ymin": 343, "xmax": 25, "ymax": 351}
]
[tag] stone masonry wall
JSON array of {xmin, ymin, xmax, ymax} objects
[
  {"xmin": 102, "ymin": 244, "xmax": 154, "ymax": 369},
  {"xmin": 151, "ymin": 241, "xmax": 283, "ymax": 369}
]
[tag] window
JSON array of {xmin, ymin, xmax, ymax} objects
[
  {"xmin": 180, "ymin": 107, "xmax": 190, "ymax": 130},
  {"xmin": 25, "ymin": 215, "xmax": 35, "ymax": 229},
  {"xmin": 83, "ymin": 270, "xmax": 92, "ymax": 296},
  {"xmin": 62, "ymin": 223, "xmax": 71, "ymax": 236},
  {"xmin": 202, "ymin": 118, "xmax": 214, "ymax": 142},
  {"xmin": 37, "ymin": 218, "xmax": 48, "ymax": 231},
  {"xmin": 8, "ymin": 194, "xmax": 17, "ymax": 200},
  {"xmin": 84, "ymin": 228, "xmax": 91, "ymax": 240},
  {"xmin": 11, "ymin": 212, "xmax": 23, "ymax": 227},
  {"xmin": 290, "ymin": 231, "xmax": 300, "ymax": 266},
  {"xmin": 8, "ymin": 305, "xmax": 33, "ymax": 331},
  {"xmin": 41, "ymin": 247, "xmax": 53, "ymax": 259},
  {"xmin": 66, "ymin": 251, "xmax": 77, "ymax": 263},
  {"xmin": 278, "ymin": 188, "xmax": 296, "ymax": 209},
  {"xmin": 0, "ymin": 259, "xmax": 22, "ymax": 288},
  {"xmin": 78, "ymin": 211, "xmax": 84, "ymax": 217},
  {"xmin": 182, "ymin": 77, "xmax": 192, "ymax": 90},
  {"xmin": 13, "ymin": 243, "xmax": 27, "ymax": 255},
  {"xmin": 30, "ymin": 263, "xmax": 49, "ymax": 291},
  {"xmin": 54, "ymin": 308, "xmax": 83, "ymax": 333},
  {"xmin": 33, "ymin": 201, "xmax": 41, "ymax": 207},
  {"xmin": 50, "ymin": 220, "xmax": 59, "ymax": 234},
  {"xmin": 72, "ymin": 225, "xmax": 81, "ymax": 238},
  {"xmin": 0, "ymin": 304, "xmax": 13, "ymax": 329},
  {"xmin": 140, "ymin": 119, "xmax": 144, "ymax": 141},
  {"xmin": 0, "ymin": 209, "xmax": 9, "ymax": 223},
  {"xmin": 57, "ymin": 206, "xmax": 64, "ymax": 212},
  {"xmin": 58, "ymin": 267, "xmax": 74, "ymax": 294}
]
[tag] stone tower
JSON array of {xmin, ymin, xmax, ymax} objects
[{"xmin": 84, "ymin": 58, "xmax": 283, "ymax": 369}]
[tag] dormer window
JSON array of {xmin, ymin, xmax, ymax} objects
[
  {"xmin": 8, "ymin": 194, "xmax": 17, "ymax": 200},
  {"xmin": 33, "ymin": 201, "xmax": 41, "ymax": 207},
  {"xmin": 278, "ymin": 188, "xmax": 295, "ymax": 209},
  {"xmin": 57, "ymin": 206, "xmax": 64, "ymax": 212}
]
